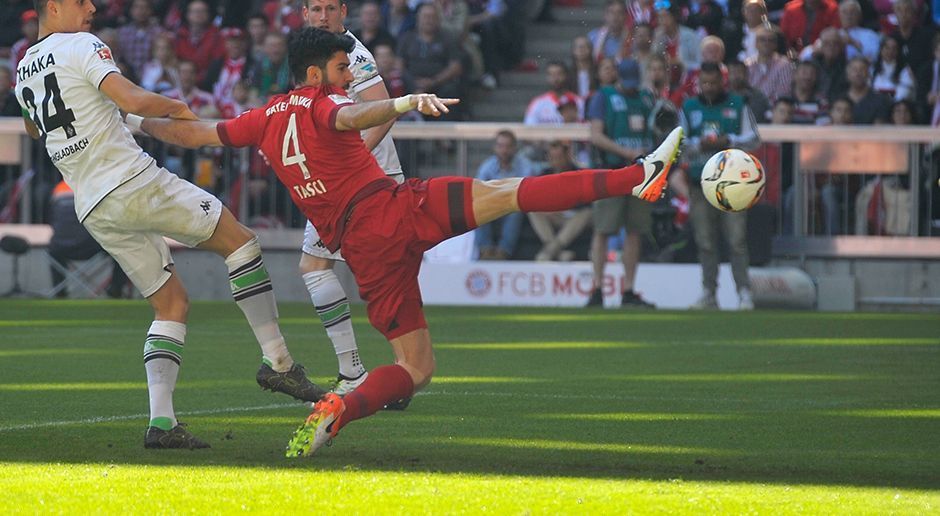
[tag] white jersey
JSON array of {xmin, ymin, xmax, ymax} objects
[
  {"xmin": 344, "ymin": 30, "xmax": 402, "ymax": 177},
  {"xmin": 15, "ymin": 32, "xmax": 154, "ymax": 221}
]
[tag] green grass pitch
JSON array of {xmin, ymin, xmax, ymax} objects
[{"xmin": 0, "ymin": 299, "xmax": 938, "ymax": 513}]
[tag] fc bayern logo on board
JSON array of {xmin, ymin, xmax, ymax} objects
[{"xmin": 465, "ymin": 270, "xmax": 492, "ymax": 297}]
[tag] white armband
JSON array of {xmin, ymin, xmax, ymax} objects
[
  {"xmin": 125, "ymin": 113, "xmax": 143, "ymax": 131},
  {"xmin": 393, "ymin": 95, "xmax": 414, "ymax": 114}
]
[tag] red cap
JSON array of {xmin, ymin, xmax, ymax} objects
[
  {"xmin": 21, "ymin": 10, "xmax": 38, "ymax": 24},
  {"xmin": 220, "ymin": 27, "xmax": 245, "ymax": 39}
]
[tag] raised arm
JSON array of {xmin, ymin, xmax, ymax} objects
[
  {"xmin": 132, "ymin": 115, "xmax": 223, "ymax": 149},
  {"xmin": 100, "ymin": 73, "xmax": 197, "ymax": 120},
  {"xmin": 334, "ymin": 94, "xmax": 458, "ymax": 131},
  {"xmin": 356, "ymin": 80, "xmax": 395, "ymax": 151}
]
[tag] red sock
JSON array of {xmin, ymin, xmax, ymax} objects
[
  {"xmin": 516, "ymin": 164, "xmax": 646, "ymax": 212},
  {"xmin": 336, "ymin": 364, "xmax": 414, "ymax": 431}
]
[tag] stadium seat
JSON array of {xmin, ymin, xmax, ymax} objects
[
  {"xmin": 0, "ymin": 235, "xmax": 35, "ymax": 297},
  {"xmin": 45, "ymin": 251, "xmax": 115, "ymax": 299}
]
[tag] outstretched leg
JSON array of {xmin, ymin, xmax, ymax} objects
[{"xmin": 473, "ymin": 127, "xmax": 684, "ymax": 227}]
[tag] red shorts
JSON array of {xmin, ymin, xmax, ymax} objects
[{"xmin": 340, "ymin": 177, "xmax": 475, "ymax": 340}]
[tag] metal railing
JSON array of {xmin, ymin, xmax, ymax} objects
[{"xmin": 1, "ymin": 119, "xmax": 938, "ymax": 257}]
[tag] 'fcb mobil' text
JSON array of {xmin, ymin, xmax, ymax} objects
[
  {"xmin": 51, "ymin": 137, "xmax": 89, "ymax": 163},
  {"xmin": 265, "ymin": 94, "xmax": 313, "ymax": 116}
]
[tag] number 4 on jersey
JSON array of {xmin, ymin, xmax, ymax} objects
[
  {"xmin": 282, "ymin": 113, "xmax": 311, "ymax": 180},
  {"xmin": 21, "ymin": 72, "xmax": 77, "ymax": 138}
]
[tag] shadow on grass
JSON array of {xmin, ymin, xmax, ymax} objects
[{"xmin": 1, "ymin": 388, "xmax": 938, "ymax": 490}]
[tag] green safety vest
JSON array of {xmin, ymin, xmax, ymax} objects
[
  {"xmin": 597, "ymin": 86, "xmax": 654, "ymax": 167},
  {"xmin": 681, "ymin": 93, "xmax": 745, "ymax": 181}
]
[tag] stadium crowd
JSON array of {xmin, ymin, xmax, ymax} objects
[{"xmin": 0, "ymin": 0, "xmax": 937, "ymax": 266}]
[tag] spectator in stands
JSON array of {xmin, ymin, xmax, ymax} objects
[
  {"xmin": 9, "ymin": 9, "xmax": 37, "ymax": 74},
  {"xmin": 626, "ymin": 0, "xmax": 657, "ymax": 29},
  {"xmin": 570, "ymin": 35, "xmax": 598, "ymax": 99},
  {"xmin": 631, "ymin": 22, "xmax": 655, "ymax": 70},
  {"xmin": 264, "ymin": 0, "xmax": 305, "ymax": 33},
  {"xmin": 204, "ymin": 27, "xmax": 255, "ymax": 106},
  {"xmin": 890, "ymin": 0, "xmax": 936, "ymax": 73},
  {"xmin": 789, "ymin": 60, "xmax": 829, "ymax": 123},
  {"xmin": 525, "ymin": 61, "xmax": 583, "ymax": 125},
  {"xmin": 834, "ymin": 0, "xmax": 879, "ymax": 62},
  {"xmin": 117, "ymin": 0, "xmax": 164, "ymax": 78},
  {"xmin": 96, "ymin": 28, "xmax": 139, "ymax": 84},
  {"xmin": 653, "ymin": 2, "xmax": 703, "ymax": 74},
  {"xmin": 527, "ymin": 141, "xmax": 593, "ymax": 262},
  {"xmin": 47, "ymin": 181, "xmax": 128, "ymax": 299},
  {"xmin": 375, "ymin": 43, "xmax": 416, "ymax": 101},
  {"xmin": 729, "ymin": 59, "xmax": 772, "ymax": 122},
  {"xmin": 467, "ymin": 0, "xmax": 507, "ymax": 89},
  {"xmin": 0, "ymin": 0, "xmax": 30, "ymax": 50},
  {"xmin": 165, "ymin": 60, "xmax": 218, "ymax": 118},
  {"xmin": 251, "ymin": 32, "xmax": 291, "ymax": 101},
  {"xmin": 247, "ymin": 13, "xmax": 270, "ymax": 62},
  {"xmin": 681, "ymin": 62, "xmax": 760, "ymax": 310},
  {"xmin": 356, "ymin": 1, "xmax": 397, "ymax": 52},
  {"xmin": 845, "ymin": 56, "xmax": 891, "ymax": 124},
  {"xmin": 174, "ymin": 0, "xmax": 225, "ymax": 83},
  {"xmin": 585, "ymin": 59, "xmax": 656, "ymax": 308},
  {"xmin": 686, "ymin": 0, "xmax": 724, "ymax": 36},
  {"xmin": 474, "ymin": 130, "xmax": 535, "ymax": 260},
  {"xmin": 780, "ymin": 0, "xmax": 839, "ymax": 52},
  {"xmin": 731, "ymin": 0, "xmax": 771, "ymax": 62},
  {"xmin": 383, "ymin": 0, "xmax": 416, "ymax": 39},
  {"xmin": 675, "ymin": 35, "xmax": 726, "ymax": 102},
  {"xmin": 588, "ymin": 0, "xmax": 629, "ymax": 61},
  {"xmin": 437, "ymin": 0, "xmax": 485, "ymax": 85},
  {"xmin": 596, "ymin": 56, "xmax": 619, "ymax": 88},
  {"xmin": 397, "ymin": 3, "xmax": 463, "ymax": 115},
  {"xmin": 890, "ymin": 98, "xmax": 916, "ymax": 125},
  {"xmin": 915, "ymin": 34, "xmax": 940, "ymax": 126},
  {"xmin": 747, "ymin": 25, "xmax": 793, "ymax": 103},
  {"xmin": 140, "ymin": 34, "xmax": 180, "ymax": 95},
  {"xmin": 872, "ymin": 35, "xmax": 916, "ymax": 102},
  {"xmin": 0, "ymin": 68, "xmax": 19, "ymax": 116},
  {"xmin": 217, "ymin": 80, "xmax": 251, "ymax": 119},
  {"xmin": 809, "ymin": 27, "xmax": 849, "ymax": 101},
  {"xmin": 646, "ymin": 53, "xmax": 685, "ymax": 107},
  {"xmin": 760, "ymin": 96, "xmax": 796, "ymax": 209}
]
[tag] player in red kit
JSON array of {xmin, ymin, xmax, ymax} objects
[{"xmin": 134, "ymin": 28, "xmax": 684, "ymax": 457}]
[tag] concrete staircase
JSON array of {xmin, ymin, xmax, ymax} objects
[{"xmin": 470, "ymin": 0, "xmax": 605, "ymax": 122}]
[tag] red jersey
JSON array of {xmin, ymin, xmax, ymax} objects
[{"xmin": 217, "ymin": 84, "xmax": 389, "ymax": 251}]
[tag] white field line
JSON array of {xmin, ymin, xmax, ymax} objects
[{"xmin": 0, "ymin": 390, "xmax": 890, "ymax": 433}]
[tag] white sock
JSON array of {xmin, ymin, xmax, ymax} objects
[
  {"xmin": 144, "ymin": 320, "xmax": 186, "ymax": 430},
  {"xmin": 302, "ymin": 269, "xmax": 365, "ymax": 378},
  {"xmin": 226, "ymin": 237, "xmax": 293, "ymax": 372}
]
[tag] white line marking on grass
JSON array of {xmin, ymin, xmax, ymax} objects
[
  {"xmin": 0, "ymin": 403, "xmax": 298, "ymax": 433},
  {"xmin": 0, "ymin": 390, "xmax": 897, "ymax": 433}
]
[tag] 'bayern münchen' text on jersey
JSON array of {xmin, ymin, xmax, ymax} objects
[
  {"xmin": 14, "ymin": 33, "xmax": 155, "ymax": 221},
  {"xmin": 345, "ymin": 30, "xmax": 402, "ymax": 177},
  {"xmin": 217, "ymin": 85, "xmax": 388, "ymax": 251}
]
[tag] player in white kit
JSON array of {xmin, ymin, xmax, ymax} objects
[
  {"xmin": 302, "ymin": 0, "xmax": 410, "ymax": 407},
  {"xmin": 17, "ymin": 0, "xmax": 326, "ymax": 449}
]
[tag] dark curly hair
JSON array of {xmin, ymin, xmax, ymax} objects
[{"xmin": 288, "ymin": 27, "xmax": 355, "ymax": 84}]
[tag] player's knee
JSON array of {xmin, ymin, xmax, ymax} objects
[{"xmin": 154, "ymin": 292, "xmax": 189, "ymax": 322}]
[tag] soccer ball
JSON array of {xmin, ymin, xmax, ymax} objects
[{"xmin": 700, "ymin": 149, "xmax": 765, "ymax": 212}]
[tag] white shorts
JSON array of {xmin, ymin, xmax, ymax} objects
[
  {"xmin": 83, "ymin": 163, "xmax": 223, "ymax": 297},
  {"xmin": 300, "ymin": 173, "xmax": 404, "ymax": 261}
]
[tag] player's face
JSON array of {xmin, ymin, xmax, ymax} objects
[
  {"xmin": 304, "ymin": 0, "xmax": 347, "ymax": 33},
  {"xmin": 53, "ymin": 0, "xmax": 96, "ymax": 33},
  {"xmin": 324, "ymin": 51, "xmax": 354, "ymax": 89}
]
